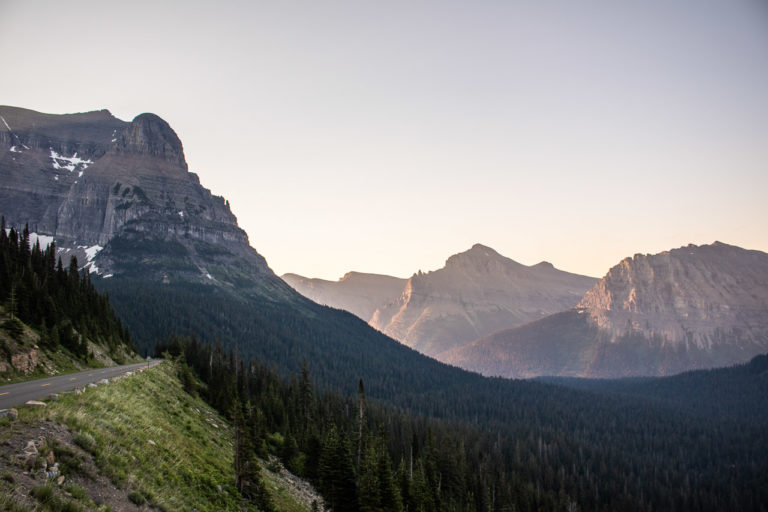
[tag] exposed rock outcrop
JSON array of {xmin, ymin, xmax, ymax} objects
[
  {"xmin": 578, "ymin": 242, "xmax": 768, "ymax": 349},
  {"xmin": 11, "ymin": 347, "xmax": 39, "ymax": 374}
]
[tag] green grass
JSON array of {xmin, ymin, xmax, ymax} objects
[{"xmin": 20, "ymin": 362, "xmax": 245, "ymax": 511}]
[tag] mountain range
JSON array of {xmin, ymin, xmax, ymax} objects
[
  {"xmin": 285, "ymin": 244, "xmax": 597, "ymax": 357},
  {"xmin": 281, "ymin": 271, "xmax": 407, "ymax": 321},
  {"xmin": 444, "ymin": 242, "xmax": 768, "ymax": 377},
  {"xmin": 3, "ymin": 105, "xmax": 766, "ymax": 383},
  {"xmin": 2, "ymin": 105, "xmax": 767, "ymax": 512},
  {"xmin": 0, "ymin": 105, "xmax": 496, "ymax": 400}
]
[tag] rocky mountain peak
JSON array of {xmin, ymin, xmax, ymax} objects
[
  {"xmin": 367, "ymin": 244, "xmax": 597, "ymax": 356},
  {"xmin": 578, "ymin": 242, "xmax": 768, "ymax": 348},
  {"xmin": 115, "ymin": 113, "xmax": 187, "ymax": 170},
  {"xmin": 444, "ymin": 243, "xmax": 522, "ymax": 273},
  {"xmin": 0, "ymin": 105, "xmax": 282, "ymax": 289}
]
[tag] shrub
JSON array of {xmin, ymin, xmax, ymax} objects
[
  {"xmin": 73, "ymin": 432, "xmax": 97, "ymax": 454},
  {"xmin": 127, "ymin": 491, "xmax": 146, "ymax": 506}
]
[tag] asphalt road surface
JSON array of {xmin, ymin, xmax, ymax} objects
[{"xmin": 0, "ymin": 360, "xmax": 161, "ymax": 410}]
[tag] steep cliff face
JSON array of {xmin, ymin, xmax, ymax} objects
[
  {"xmin": 282, "ymin": 272, "xmax": 407, "ymax": 321},
  {"xmin": 444, "ymin": 243, "xmax": 768, "ymax": 378},
  {"xmin": 578, "ymin": 242, "xmax": 768, "ymax": 349},
  {"xmin": 0, "ymin": 106, "xmax": 277, "ymax": 291},
  {"xmin": 368, "ymin": 244, "xmax": 597, "ymax": 357}
]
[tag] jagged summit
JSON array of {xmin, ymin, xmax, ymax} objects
[{"xmin": 115, "ymin": 113, "xmax": 187, "ymax": 169}]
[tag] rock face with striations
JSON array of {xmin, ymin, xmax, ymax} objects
[
  {"xmin": 0, "ymin": 105, "xmax": 284, "ymax": 294},
  {"xmin": 366, "ymin": 244, "xmax": 597, "ymax": 357},
  {"xmin": 577, "ymin": 242, "xmax": 768, "ymax": 349},
  {"xmin": 443, "ymin": 242, "xmax": 768, "ymax": 378}
]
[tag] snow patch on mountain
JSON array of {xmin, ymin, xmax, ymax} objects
[{"xmin": 50, "ymin": 149, "xmax": 93, "ymax": 173}]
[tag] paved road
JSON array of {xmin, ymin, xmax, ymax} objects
[{"xmin": 0, "ymin": 360, "xmax": 161, "ymax": 410}]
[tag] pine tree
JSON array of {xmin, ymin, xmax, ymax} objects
[
  {"xmin": 376, "ymin": 440, "xmax": 402, "ymax": 512},
  {"xmin": 320, "ymin": 426, "xmax": 358, "ymax": 512},
  {"xmin": 358, "ymin": 442, "xmax": 381, "ymax": 512},
  {"xmin": 358, "ymin": 378, "xmax": 366, "ymax": 470},
  {"xmin": 233, "ymin": 400, "xmax": 274, "ymax": 511}
]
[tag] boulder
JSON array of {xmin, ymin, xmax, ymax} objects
[
  {"xmin": 0, "ymin": 408, "xmax": 18, "ymax": 420},
  {"xmin": 24, "ymin": 400, "xmax": 46, "ymax": 408}
]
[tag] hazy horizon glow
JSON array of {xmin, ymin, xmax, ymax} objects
[{"xmin": 1, "ymin": 0, "xmax": 766, "ymax": 279}]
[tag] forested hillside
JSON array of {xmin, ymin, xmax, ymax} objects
[
  {"xmin": 0, "ymin": 219, "xmax": 135, "ymax": 373},
  {"xmin": 159, "ymin": 336, "xmax": 768, "ymax": 512},
  {"xmin": 542, "ymin": 354, "xmax": 768, "ymax": 422}
]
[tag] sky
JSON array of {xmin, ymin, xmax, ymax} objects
[{"xmin": 1, "ymin": 0, "xmax": 767, "ymax": 279}]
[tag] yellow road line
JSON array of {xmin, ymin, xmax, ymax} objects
[
  {"xmin": 40, "ymin": 383, "xmax": 51, "ymax": 387},
  {"xmin": 0, "ymin": 392, "xmax": 8, "ymax": 397}
]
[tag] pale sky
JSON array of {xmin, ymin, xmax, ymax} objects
[{"xmin": 1, "ymin": 0, "xmax": 767, "ymax": 279}]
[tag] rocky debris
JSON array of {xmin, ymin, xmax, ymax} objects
[
  {"xmin": 0, "ymin": 408, "xmax": 18, "ymax": 420},
  {"xmin": 23, "ymin": 440, "xmax": 38, "ymax": 456},
  {"xmin": 46, "ymin": 462, "xmax": 60, "ymax": 479},
  {"xmin": 98, "ymin": 378, "xmax": 110, "ymax": 385},
  {"xmin": 263, "ymin": 456, "xmax": 326, "ymax": 511},
  {"xmin": 0, "ymin": 420, "xmax": 144, "ymax": 511},
  {"xmin": 24, "ymin": 400, "xmax": 46, "ymax": 408},
  {"xmin": 47, "ymin": 393, "xmax": 59, "ymax": 401},
  {"xmin": 87, "ymin": 383, "xmax": 97, "ymax": 389}
]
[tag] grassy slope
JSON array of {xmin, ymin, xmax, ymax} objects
[{"xmin": 6, "ymin": 362, "xmax": 309, "ymax": 512}]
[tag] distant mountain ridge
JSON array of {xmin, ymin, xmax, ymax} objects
[
  {"xmin": 444, "ymin": 242, "xmax": 768, "ymax": 378},
  {"xmin": 285, "ymin": 243, "xmax": 597, "ymax": 358},
  {"xmin": 282, "ymin": 271, "xmax": 407, "ymax": 321}
]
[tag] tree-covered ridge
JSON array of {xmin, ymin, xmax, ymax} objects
[
  {"xmin": 0, "ymin": 219, "xmax": 135, "ymax": 363},
  {"xmin": 541, "ymin": 353, "xmax": 768, "ymax": 422},
  {"xmin": 160, "ymin": 336, "xmax": 768, "ymax": 512}
]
